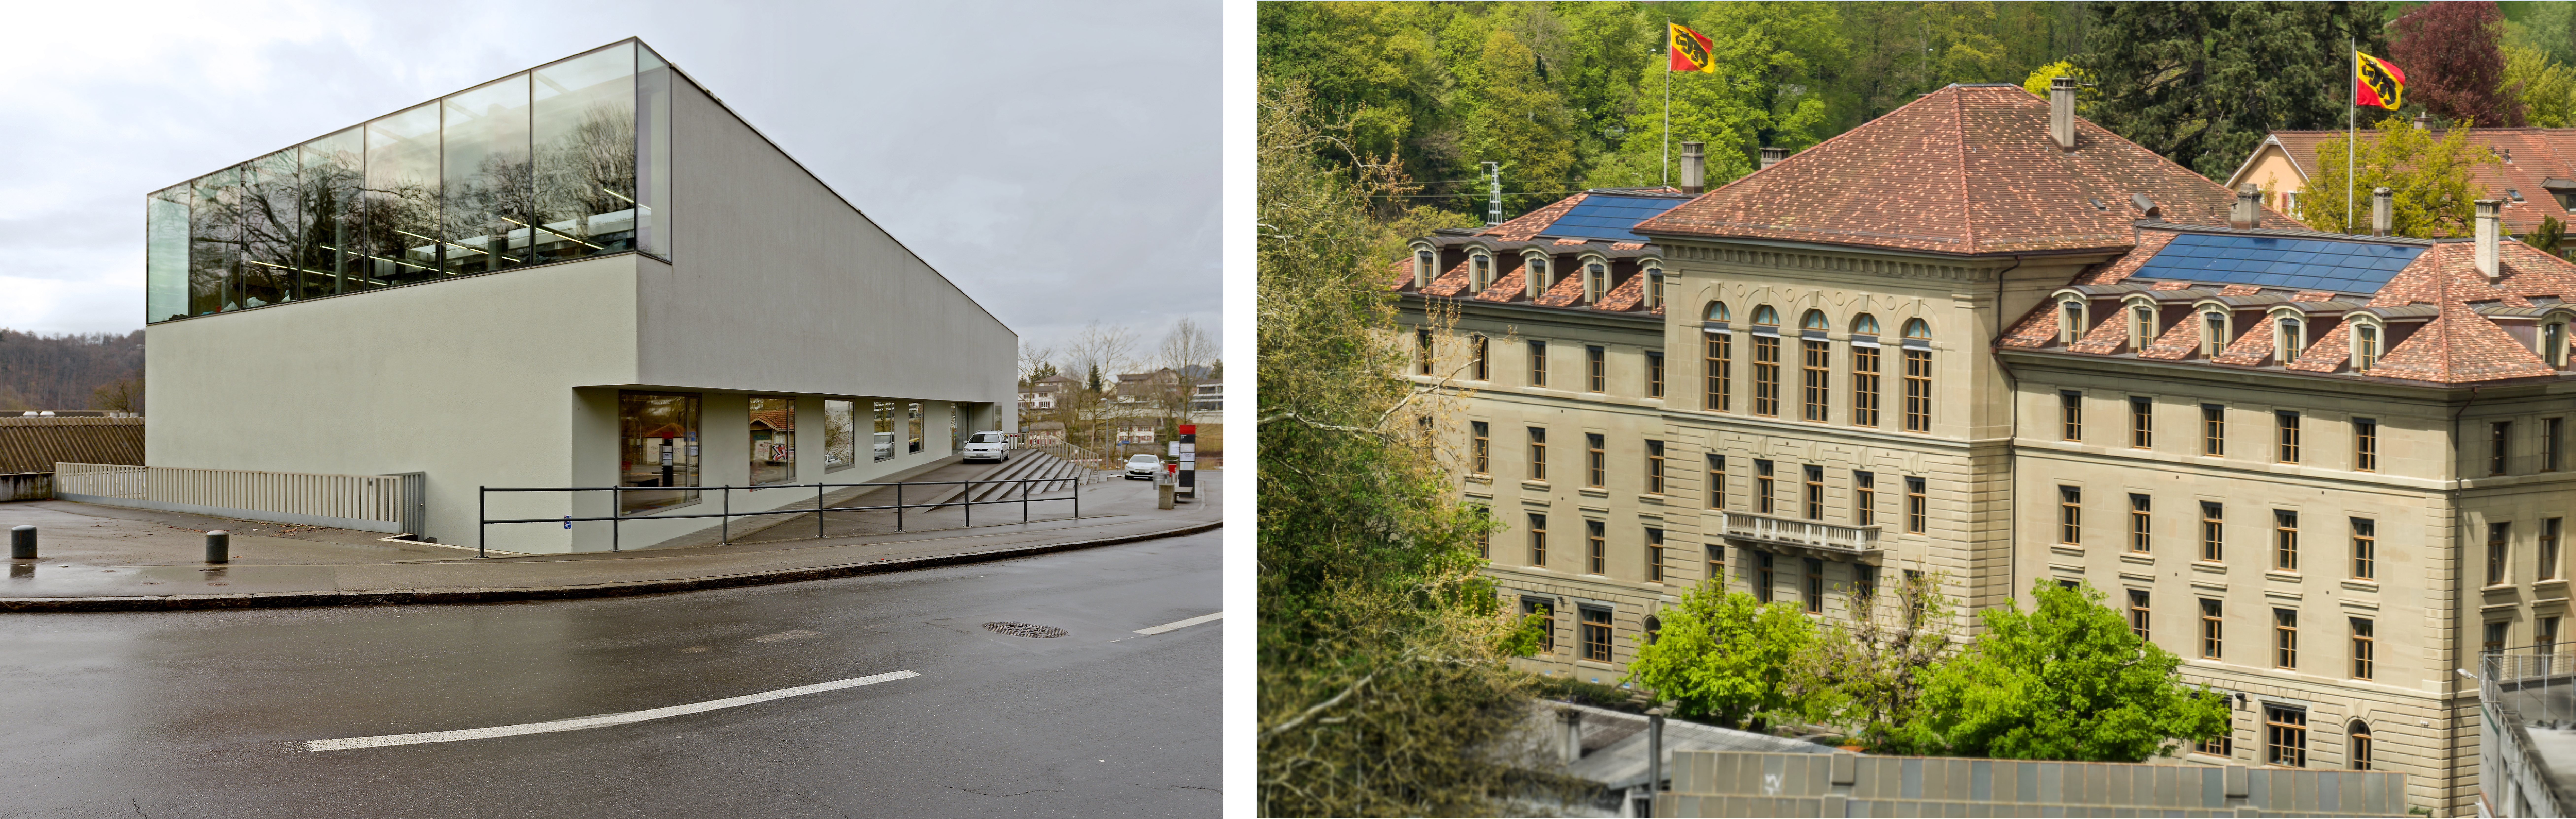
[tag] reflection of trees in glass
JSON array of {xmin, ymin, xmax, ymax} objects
[
  {"xmin": 535, "ymin": 102, "xmax": 638, "ymax": 259},
  {"xmin": 824, "ymin": 401, "xmax": 858, "ymax": 469},
  {"xmin": 187, "ymin": 171, "xmax": 238, "ymax": 316},
  {"xmin": 235, "ymin": 152, "xmax": 301, "ymax": 307},
  {"xmin": 360, "ymin": 179, "xmax": 441, "ymax": 282},
  {"xmin": 294, "ymin": 150, "xmax": 366, "ymax": 293},
  {"xmin": 446, "ymin": 152, "xmax": 537, "ymax": 273}
]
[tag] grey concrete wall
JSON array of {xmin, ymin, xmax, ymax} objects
[
  {"xmin": 1659, "ymin": 750, "xmax": 2410, "ymax": 817},
  {"xmin": 656, "ymin": 75, "xmax": 1016, "ymax": 422}
]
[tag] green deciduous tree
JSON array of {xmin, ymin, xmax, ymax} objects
[
  {"xmin": 2020, "ymin": 61, "xmax": 2098, "ymax": 116},
  {"xmin": 1621, "ymin": 573, "xmax": 1817, "ymax": 731},
  {"xmin": 2529, "ymin": 213, "xmax": 2569, "ymax": 257},
  {"xmin": 1893, "ymin": 579, "xmax": 2230, "ymax": 762},
  {"xmin": 2505, "ymin": 44, "xmax": 2576, "ymax": 127},
  {"xmin": 2302, "ymin": 114, "xmax": 2505, "ymax": 237},
  {"xmin": 1257, "ymin": 78, "xmax": 1541, "ymax": 818},
  {"xmin": 1798, "ymin": 570, "xmax": 1963, "ymax": 752},
  {"xmin": 2391, "ymin": 1, "xmax": 2525, "ymax": 127},
  {"xmin": 1460, "ymin": 26, "xmax": 1581, "ymax": 215},
  {"xmin": 2078, "ymin": 2, "xmax": 2390, "ymax": 179},
  {"xmin": 1585, "ymin": 2, "xmax": 1839, "ymax": 190}
]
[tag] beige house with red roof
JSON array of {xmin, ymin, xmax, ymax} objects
[
  {"xmin": 2225, "ymin": 122, "xmax": 2576, "ymax": 235},
  {"xmin": 1395, "ymin": 78, "xmax": 2556, "ymax": 815}
]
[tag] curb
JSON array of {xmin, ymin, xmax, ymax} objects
[{"xmin": 0, "ymin": 520, "xmax": 1223, "ymax": 613}]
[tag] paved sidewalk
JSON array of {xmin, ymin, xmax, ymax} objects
[{"xmin": 0, "ymin": 469, "xmax": 1220, "ymax": 612}]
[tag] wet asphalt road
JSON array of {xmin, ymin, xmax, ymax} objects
[{"xmin": 0, "ymin": 529, "xmax": 1222, "ymax": 818}]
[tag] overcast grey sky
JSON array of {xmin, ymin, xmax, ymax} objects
[{"xmin": 0, "ymin": 0, "xmax": 1219, "ymax": 366}]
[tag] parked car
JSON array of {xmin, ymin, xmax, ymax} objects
[
  {"xmin": 1125, "ymin": 453, "xmax": 1162, "ymax": 480},
  {"xmin": 962, "ymin": 430, "xmax": 1010, "ymax": 463}
]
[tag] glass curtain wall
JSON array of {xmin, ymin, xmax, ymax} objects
[
  {"xmin": 144, "ymin": 39, "xmax": 672, "ymax": 324},
  {"xmin": 748, "ymin": 396, "xmax": 797, "ymax": 485},
  {"xmin": 823, "ymin": 399, "xmax": 857, "ymax": 472},
  {"xmin": 619, "ymin": 391, "xmax": 701, "ymax": 514}
]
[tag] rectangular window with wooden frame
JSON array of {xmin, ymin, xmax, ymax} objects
[
  {"xmin": 2489, "ymin": 621, "xmax": 2510, "ymax": 655},
  {"xmin": 1585, "ymin": 433, "xmax": 1605, "ymax": 488},
  {"xmin": 2491, "ymin": 521, "xmax": 2513, "ymax": 587},
  {"xmin": 2128, "ymin": 590, "xmax": 2152, "ymax": 641},
  {"xmin": 2276, "ymin": 411, "xmax": 2301, "ymax": 464},
  {"xmin": 2273, "ymin": 510, "xmax": 2299, "ymax": 572},
  {"xmin": 2200, "ymin": 599, "xmax": 2224, "ymax": 659},
  {"xmin": 1528, "ymin": 427, "xmax": 1547, "ymax": 482},
  {"xmin": 1802, "ymin": 338, "xmax": 1831, "ymax": 421},
  {"xmin": 1852, "ymin": 343, "xmax": 1881, "ymax": 427},
  {"xmin": 1645, "ymin": 439, "xmax": 1665, "ymax": 495},
  {"xmin": 1471, "ymin": 334, "xmax": 1489, "ymax": 381},
  {"xmin": 2200, "ymin": 502, "xmax": 2225, "ymax": 563},
  {"xmin": 1905, "ymin": 476, "xmax": 1926, "ymax": 534},
  {"xmin": 2130, "ymin": 396, "xmax": 2154, "ymax": 449},
  {"xmin": 2549, "ymin": 417, "xmax": 2565, "ymax": 472},
  {"xmin": 2264, "ymin": 705, "xmax": 2307, "ymax": 768},
  {"xmin": 1803, "ymin": 557, "xmax": 1825, "ymax": 613},
  {"xmin": 1755, "ymin": 460, "xmax": 1776, "ymax": 515},
  {"xmin": 1706, "ymin": 544, "xmax": 1725, "ymax": 585},
  {"xmin": 1753, "ymin": 334, "xmax": 1781, "ymax": 416},
  {"xmin": 1707, "ymin": 454, "xmax": 1727, "ymax": 510},
  {"xmin": 2351, "ymin": 618, "xmax": 2374, "ymax": 680},
  {"xmin": 2060, "ymin": 390, "xmax": 2083, "ymax": 441},
  {"xmin": 1586, "ymin": 345, "xmax": 1606, "ymax": 393},
  {"xmin": 1704, "ymin": 332, "xmax": 1731, "ymax": 412},
  {"xmin": 2354, "ymin": 418, "xmax": 2378, "ymax": 471},
  {"xmin": 1523, "ymin": 598, "xmax": 1554, "ymax": 654},
  {"xmin": 1902, "ymin": 349, "xmax": 1932, "ymax": 432},
  {"xmin": 1529, "ymin": 340, "xmax": 1548, "ymax": 387},
  {"xmin": 1646, "ymin": 350, "xmax": 1664, "ymax": 398},
  {"xmin": 2543, "ymin": 617, "xmax": 2562, "ymax": 655},
  {"xmin": 2202, "ymin": 403, "xmax": 2226, "ymax": 456},
  {"xmin": 1854, "ymin": 471, "xmax": 1875, "ymax": 527},
  {"xmin": 1580, "ymin": 606, "xmax": 1612, "ymax": 662},
  {"xmin": 1647, "ymin": 528, "xmax": 1666, "ymax": 583},
  {"xmin": 1756, "ymin": 552, "xmax": 1776, "ymax": 603},
  {"xmin": 1470, "ymin": 421, "xmax": 1490, "ymax": 475},
  {"xmin": 2273, "ymin": 608, "xmax": 2298, "ymax": 669},
  {"xmin": 2059, "ymin": 486, "xmax": 2083, "ymax": 545},
  {"xmin": 1586, "ymin": 520, "xmax": 1606, "ymax": 574},
  {"xmin": 2544, "ymin": 518, "xmax": 2563, "ymax": 581},
  {"xmin": 1416, "ymin": 328, "xmax": 1433, "ymax": 375},
  {"xmin": 2198, "ymin": 732, "xmax": 2235, "ymax": 759},
  {"xmin": 1528, "ymin": 514, "xmax": 1547, "ymax": 567},
  {"xmin": 2351, "ymin": 518, "xmax": 2376, "ymax": 580},
  {"xmin": 2129, "ymin": 494, "xmax": 2152, "ymax": 553},
  {"xmin": 1804, "ymin": 465, "xmax": 1825, "ymax": 520},
  {"xmin": 2494, "ymin": 421, "xmax": 2514, "ymax": 476}
]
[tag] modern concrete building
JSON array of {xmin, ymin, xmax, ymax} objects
[
  {"xmin": 136, "ymin": 39, "xmax": 1016, "ymax": 553},
  {"xmin": 1394, "ymin": 79, "xmax": 2567, "ymax": 814}
]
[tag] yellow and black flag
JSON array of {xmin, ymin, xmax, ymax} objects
[
  {"xmin": 1669, "ymin": 23, "xmax": 1716, "ymax": 74},
  {"xmin": 2356, "ymin": 51, "xmax": 2406, "ymax": 110}
]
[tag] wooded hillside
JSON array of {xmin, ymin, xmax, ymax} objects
[{"xmin": 0, "ymin": 329, "xmax": 143, "ymax": 412}]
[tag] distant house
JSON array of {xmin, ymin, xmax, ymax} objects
[
  {"xmin": 2225, "ymin": 119, "xmax": 2576, "ymax": 234},
  {"xmin": 1019, "ymin": 374, "xmax": 1078, "ymax": 412}
]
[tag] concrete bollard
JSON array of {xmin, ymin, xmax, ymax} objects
[
  {"xmin": 205, "ymin": 530, "xmax": 229, "ymax": 564},
  {"xmin": 9, "ymin": 525, "xmax": 33, "ymax": 559}
]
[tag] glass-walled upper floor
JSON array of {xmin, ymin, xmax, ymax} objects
[{"xmin": 145, "ymin": 39, "xmax": 674, "ymax": 324}]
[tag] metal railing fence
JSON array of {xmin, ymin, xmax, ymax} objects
[
  {"xmin": 55, "ymin": 462, "xmax": 419, "ymax": 533},
  {"xmin": 478, "ymin": 475, "xmax": 1080, "ymax": 558}
]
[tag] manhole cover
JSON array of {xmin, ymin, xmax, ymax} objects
[{"xmin": 982, "ymin": 621, "xmax": 1067, "ymax": 639}]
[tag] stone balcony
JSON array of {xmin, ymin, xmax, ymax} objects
[{"xmin": 1718, "ymin": 510, "xmax": 1884, "ymax": 563}]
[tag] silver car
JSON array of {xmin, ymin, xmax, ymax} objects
[
  {"xmin": 962, "ymin": 431, "xmax": 1009, "ymax": 463},
  {"xmin": 1125, "ymin": 453, "xmax": 1162, "ymax": 479}
]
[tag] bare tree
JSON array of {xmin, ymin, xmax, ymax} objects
[
  {"xmin": 1059, "ymin": 322, "xmax": 1140, "ymax": 452},
  {"xmin": 1153, "ymin": 317, "xmax": 1220, "ymax": 423}
]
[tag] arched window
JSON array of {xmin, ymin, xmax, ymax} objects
[
  {"xmin": 1902, "ymin": 318, "xmax": 1931, "ymax": 339},
  {"xmin": 1468, "ymin": 251, "xmax": 1490, "ymax": 292},
  {"xmin": 1801, "ymin": 310, "xmax": 1830, "ymax": 331},
  {"xmin": 1902, "ymin": 320, "xmax": 1932, "ymax": 432},
  {"xmin": 1753, "ymin": 305, "xmax": 1781, "ymax": 326},
  {"xmin": 1751, "ymin": 305, "xmax": 1782, "ymax": 416},
  {"xmin": 1851, "ymin": 314, "xmax": 1881, "ymax": 335},
  {"xmin": 2544, "ymin": 315, "xmax": 2570, "ymax": 368},
  {"xmin": 1526, "ymin": 254, "xmax": 1549, "ymax": 288},
  {"xmin": 1645, "ymin": 265, "xmax": 1664, "ymax": 309},
  {"xmin": 2349, "ymin": 721, "xmax": 2372, "ymax": 770},
  {"xmin": 1414, "ymin": 248, "xmax": 1435, "ymax": 288},
  {"xmin": 2354, "ymin": 322, "xmax": 2382, "ymax": 371},
  {"xmin": 1799, "ymin": 311, "xmax": 1832, "ymax": 420},
  {"xmin": 2058, "ymin": 297, "xmax": 2087, "ymax": 345},
  {"xmin": 2129, "ymin": 302, "xmax": 2156, "ymax": 350},
  {"xmin": 2276, "ymin": 315, "xmax": 2305, "ymax": 364},
  {"xmin": 1705, "ymin": 301, "xmax": 1731, "ymax": 322},
  {"xmin": 2201, "ymin": 309, "xmax": 2230, "ymax": 358},
  {"xmin": 1584, "ymin": 261, "xmax": 1607, "ymax": 303},
  {"xmin": 1471, "ymin": 252, "xmax": 1491, "ymax": 290}
]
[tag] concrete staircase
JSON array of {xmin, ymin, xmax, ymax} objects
[{"xmin": 915, "ymin": 450, "xmax": 1097, "ymax": 513}]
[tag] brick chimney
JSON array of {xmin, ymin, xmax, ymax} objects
[
  {"xmin": 2370, "ymin": 187, "xmax": 2392, "ymax": 236},
  {"xmin": 2230, "ymin": 184, "xmax": 2261, "ymax": 229},
  {"xmin": 1759, "ymin": 146, "xmax": 1787, "ymax": 171},
  {"xmin": 1679, "ymin": 141, "xmax": 1705, "ymax": 194},
  {"xmin": 2476, "ymin": 199, "xmax": 2502, "ymax": 281},
  {"xmin": 2049, "ymin": 75, "xmax": 2077, "ymax": 149}
]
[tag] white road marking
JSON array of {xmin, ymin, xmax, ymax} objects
[
  {"xmin": 301, "ymin": 670, "xmax": 919, "ymax": 752},
  {"xmin": 1133, "ymin": 612, "xmax": 1223, "ymax": 636}
]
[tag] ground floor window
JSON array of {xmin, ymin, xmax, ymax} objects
[
  {"xmin": 749, "ymin": 396, "xmax": 797, "ymax": 485},
  {"xmin": 909, "ymin": 401, "xmax": 925, "ymax": 454},
  {"xmin": 618, "ymin": 391, "xmax": 701, "ymax": 514},
  {"xmin": 873, "ymin": 401, "xmax": 897, "ymax": 461},
  {"xmin": 2265, "ymin": 705, "xmax": 2307, "ymax": 768},
  {"xmin": 2349, "ymin": 721, "xmax": 2371, "ymax": 770},
  {"xmin": 1523, "ymin": 598, "xmax": 1554, "ymax": 654},
  {"xmin": 823, "ymin": 399, "xmax": 859, "ymax": 472},
  {"xmin": 1580, "ymin": 606, "xmax": 1613, "ymax": 662}
]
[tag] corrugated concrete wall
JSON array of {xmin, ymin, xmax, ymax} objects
[
  {"xmin": 1659, "ymin": 750, "xmax": 2411, "ymax": 817},
  {"xmin": 0, "ymin": 417, "xmax": 143, "ymax": 473}
]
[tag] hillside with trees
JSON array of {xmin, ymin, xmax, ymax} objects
[{"xmin": 0, "ymin": 329, "xmax": 143, "ymax": 412}]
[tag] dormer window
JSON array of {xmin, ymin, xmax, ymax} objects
[
  {"xmin": 2546, "ymin": 317, "xmax": 2570, "ymax": 368},
  {"xmin": 1528, "ymin": 255, "xmax": 1548, "ymax": 285},
  {"xmin": 2201, "ymin": 309, "xmax": 2230, "ymax": 358},
  {"xmin": 2354, "ymin": 323, "xmax": 2382, "ymax": 371},
  {"xmin": 2128, "ymin": 302, "xmax": 2155, "ymax": 350},
  {"xmin": 1645, "ymin": 266, "xmax": 1664, "ymax": 308},
  {"xmin": 2058, "ymin": 298, "xmax": 2087, "ymax": 345},
  {"xmin": 1471, "ymin": 253, "xmax": 1490, "ymax": 287},
  {"xmin": 1415, "ymin": 248, "xmax": 1435, "ymax": 288},
  {"xmin": 2276, "ymin": 316, "xmax": 2303, "ymax": 364},
  {"xmin": 1584, "ymin": 262, "xmax": 1606, "ymax": 303}
]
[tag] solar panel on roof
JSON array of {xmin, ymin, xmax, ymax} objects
[
  {"xmin": 1533, "ymin": 195, "xmax": 1691, "ymax": 241},
  {"xmin": 2127, "ymin": 233, "xmax": 2424, "ymax": 295}
]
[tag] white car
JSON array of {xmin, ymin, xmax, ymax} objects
[
  {"xmin": 962, "ymin": 430, "xmax": 1010, "ymax": 463},
  {"xmin": 1125, "ymin": 453, "xmax": 1163, "ymax": 480}
]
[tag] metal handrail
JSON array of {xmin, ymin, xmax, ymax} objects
[{"xmin": 476, "ymin": 474, "xmax": 1080, "ymax": 558}]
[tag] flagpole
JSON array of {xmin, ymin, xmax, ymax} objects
[
  {"xmin": 1663, "ymin": 19, "xmax": 1672, "ymax": 188},
  {"xmin": 2349, "ymin": 38, "xmax": 2357, "ymax": 234}
]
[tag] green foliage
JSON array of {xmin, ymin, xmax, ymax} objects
[
  {"xmin": 2020, "ymin": 61, "xmax": 2098, "ymax": 116},
  {"xmin": 2503, "ymin": 1, "xmax": 2576, "ymax": 66},
  {"xmin": 2078, "ymin": 2, "xmax": 2391, "ymax": 179},
  {"xmin": 1257, "ymin": 79, "xmax": 1541, "ymax": 818},
  {"xmin": 1798, "ymin": 570, "xmax": 1963, "ymax": 753},
  {"xmin": 1586, "ymin": 2, "xmax": 1839, "ymax": 190},
  {"xmin": 1620, "ymin": 574, "xmax": 1816, "ymax": 730},
  {"xmin": 1894, "ymin": 580, "xmax": 2230, "ymax": 762},
  {"xmin": 2303, "ymin": 114, "xmax": 2505, "ymax": 236},
  {"xmin": 2530, "ymin": 213, "xmax": 2569, "ymax": 257},
  {"xmin": 2506, "ymin": 44, "xmax": 2576, "ymax": 127}
]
